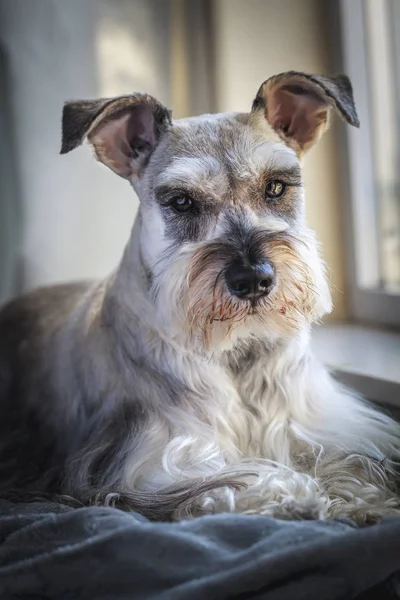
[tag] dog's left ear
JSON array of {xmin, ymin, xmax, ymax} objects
[
  {"xmin": 252, "ymin": 72, "xmax": 359, "ymax": 154},
  {"xmin": 60, "ymin": 93, "xmax": 172, "ymax": 178}
]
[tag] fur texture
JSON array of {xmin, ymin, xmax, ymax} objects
[{"xmin": 0, "ymin": 72, "xmax": 399, "ymax": 525}]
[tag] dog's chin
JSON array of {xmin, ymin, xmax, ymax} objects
[
  {"xmin": 208, "ymin": 295, "xmax": 266, "ymax": 321},
  {"xmin": 185, "ymin": 290, "xmax": 312, "ymax": 352}
]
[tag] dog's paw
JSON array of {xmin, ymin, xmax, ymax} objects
[
  {"xmin": 272, "ymin": 499, "xmax": 327, "ymax": 521},
  {"xmin": 329, "ymin": 503, "xmax": 400, "ymax": 527}
]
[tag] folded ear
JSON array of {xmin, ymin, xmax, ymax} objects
[
  {"xmin": 60, "ymin": 93, "xmax": 172, "ymax": 178},
  {"xmin": 252, "ymin": 72, "xmax": 359, "ymax": 154}
]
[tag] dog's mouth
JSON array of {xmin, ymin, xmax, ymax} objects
[
  {"xmin": 205, "ymin": 285, "xmax": 275, "ymax": 325},
  {"xmin": 210, "ymin": 300, "xmax": 262, "ymax": 321},
  {"xmin": 186, "ymin": 259, "xmax": 290, "ymax": 330}
]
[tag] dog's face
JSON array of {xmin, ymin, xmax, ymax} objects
[{"xmin": 61, "ymin": 72, "xmax": 359, "ymax": 351}]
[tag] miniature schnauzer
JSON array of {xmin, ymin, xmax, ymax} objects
[{"xmin": 0, "ymin": 71, "xmax": 399, "ymax": 524}]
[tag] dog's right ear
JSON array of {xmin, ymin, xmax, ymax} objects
[{"xmin": 60, "ymin": 94, "xmax": 172, "ymax": 179}]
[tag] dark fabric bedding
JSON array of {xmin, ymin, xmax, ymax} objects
[{"xmin": 0, "ymin": 500, "xmax": 399, "ymax": 600}]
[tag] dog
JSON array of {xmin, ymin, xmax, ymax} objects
[{"xmin": 0, "ymin": 71, "xmax": 399, "ymax": 524}]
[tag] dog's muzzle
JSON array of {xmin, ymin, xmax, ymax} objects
[{"xmin": 225, "ymin": 260, "xmax": 275, "ymax": 300}]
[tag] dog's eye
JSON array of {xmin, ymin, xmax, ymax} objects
[
  {"xmin": 265, "ymin": 181, "xmax": 286, "ymax": 200},
  {"xmin": 170, "ymin": 195, "xmax": 194, "ymax": 214}
]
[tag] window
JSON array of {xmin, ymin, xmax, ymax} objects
[{"xmin": 339, "ymin": 0, "xmax": 400, "ymax": 327}]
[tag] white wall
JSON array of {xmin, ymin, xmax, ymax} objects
[
  {"xmin": 213, "ymin": 0, "xmax": 346, "ymax": 319},
  {"xmin": 0, "ymin": 0, "xmax": 171, "ymax": 290}
]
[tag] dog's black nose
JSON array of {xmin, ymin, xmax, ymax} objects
[{"xmin": 225, "ymin": 261, "xmax": 275, "ymax": 299}]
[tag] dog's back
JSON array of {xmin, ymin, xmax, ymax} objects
[{"xmin": 0, "ymin": 282, "xmax": 92, "ymax": 493}]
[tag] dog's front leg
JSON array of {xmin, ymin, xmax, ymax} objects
[
  {"xmin": 134, "ymin": 406, "xmax": 331, "ymax": 521},
  {"xmin": 68, "ymin": 403, "xmax": 329, "ymax": 521},
  {"xmin": 227, "ymin": 336, "xmax": 400, "ymax": 525}
]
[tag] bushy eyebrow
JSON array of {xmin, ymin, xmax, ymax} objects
[
  {"xmin": 156, "ymin": 156, "xmax": 224, "ymax": 188},
  {"xmin": 228, "ymin": 138, "xmax": 302, "ymax": 181},
  {"xmin": 261, "ymin": 165, "xmax": 302, "ymax": 185}
]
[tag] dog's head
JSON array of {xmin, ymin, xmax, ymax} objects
[{"xmin": 61, "ymin": 72, "xmax": 359, "ymax": 351}]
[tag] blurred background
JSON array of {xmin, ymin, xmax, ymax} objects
[{"xmin": 0, "ymin": 0, "xmax": 399, "ymax": 329}]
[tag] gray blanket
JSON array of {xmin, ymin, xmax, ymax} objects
[{"xmin": 0, "ymin": 500, "xmax": 400, "ymax": 600}]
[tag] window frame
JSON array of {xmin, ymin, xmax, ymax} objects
[{"xmin": 338, "ymin": 0, "xmax": 400, "ymax": 328}]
